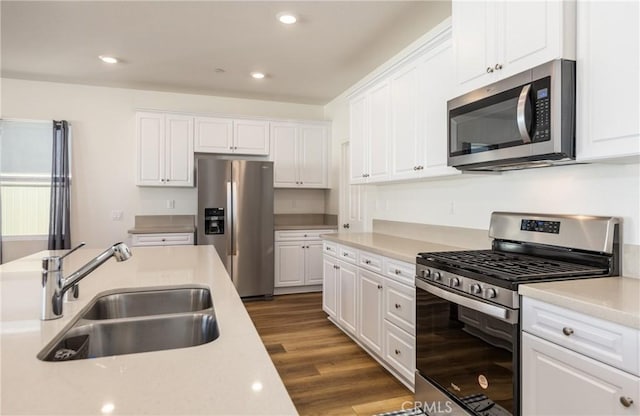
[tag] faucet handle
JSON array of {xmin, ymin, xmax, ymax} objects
[{"xmin": 60, "ymin": 242, "xmax": 86, "ymax": 260}]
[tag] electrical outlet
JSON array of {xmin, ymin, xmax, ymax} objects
[{"xmin": 111, "ymin": 210, "xmax": 123, "ymax": 221}]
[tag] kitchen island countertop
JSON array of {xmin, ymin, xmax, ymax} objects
[{"xmin": 0, "ymin": 245, "xmax": 297, "ymax": 415}]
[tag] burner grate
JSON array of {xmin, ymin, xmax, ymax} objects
[{"xmin": 420, "ymin": 250, "xmax": 608, "ymax": 281}]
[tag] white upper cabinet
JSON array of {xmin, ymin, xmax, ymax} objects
[
  {"xmin": 349, "ymin": 81, "xmax": 391, "ymax": 184},
  {"xmin": 272, "ymin": 122, "xmax": 329, "ymax": 188},
  {"xmin": 136, "ymin": 112, "xmax": 194, "ymax": 187},
  {"xmin": 576, "ymin": 1, "xmax": 640, "ymax": 162},
  {"xmin": 195, "ymin": 116, "xmax": 269, "ymax": 155},
  {"xmin": 349, "ymin": 25, "xmax": 459, "ymax": 185},
  {"xmin": 452, "ymin": 0, "xmax": 576, "ymax": 95}
]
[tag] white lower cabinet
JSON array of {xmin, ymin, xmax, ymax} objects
[
  {"xmin": 522, "ymin": 297, "xmax": 640, "ymax": 416},
  {"xmin": 274, "ymin": 230, "xmax": 334, "ymax": 293},
  {"xmin": 323, "ymin": 240, "xmax": 416, "ymax": 389},
  {"xmin": 130, "ymin": 232, "xmax": 194, "ymax": 247},
  {"xmin": 522, "ymin": 333, "xmax": 639, "ymax": 416},
  {"xmin": 337, "ymin": 261, "xmax": 358, "ymax": 336},
  {"xmin": 358, "ymin": 269, "xmax": 384, "ymax": 355}
]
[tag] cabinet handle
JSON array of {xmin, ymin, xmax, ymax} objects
[
  {"xmin": 304, "ymin": 234, "xmax": 308, "ymax": 237},
  {"xmin": 562, "ymin": 327, "xmax": 574, "ymax": 336},
  {"xmin": 394, "ymin": 349, "xmax": 401, "ymax": 355},
  {"xmin": 395, "ymin": 269, "xmax": 401, "ymax": 275},
  {"xmin": 418, "ymin": 165, "xmax": 424, "ymax": 170},
  {"xmin": 166, "ymin": 179, "xmax": 170, "ymax": 182},
  {"xmin": 413, "ymin": 166, "xmax": 418, "ymax": 171},
  {"xmin": 620, "ymin": 397, "xmax": 634, "ymax": 408},
  {"xmin": 161, "ymin": 238, "xmax": 166, "ymax": 242},
  {"xmin": 395, "ymin": 303, "xmax": 401, "ymax": 309},
  {"xmin": 326, "ymin": 247, "xmax": 331, "ymax": 250},
  {"xmin": 364, "ymin": 260, "xmax": 371, "ymax": 264},
  {"xmin": 486, "ymin": 66, "xmax": 494, "ymax": 73},
  {"xmin": 343, "ymin": 253, "xmax": 349, "ymax": 257},
  {"xmin": 377, "ymin": 285, "xmax": 382, "ymax": 289},
  {"xmin": 494, "ymin": 63, "xmax": 503, "ymax": 70}
]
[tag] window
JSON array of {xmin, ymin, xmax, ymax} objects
[{"xmin": 0, "ymin": 120, "xmax": 54, "ymax": 238}]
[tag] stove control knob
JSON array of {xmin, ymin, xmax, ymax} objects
[
  {"xmin": 450, "ymin": 277, "xmax": 461, "ymax": 288},
  {"xmin": 470, "ymin": 284, "xmax": 482, "ymax": 295},
  {"xmin": 485, "ymin": 288, "xmax": 497, "ymax": 299},
  {"xmin": 433, "ymin": 271, "xmax": 442, "ymax": 281},
  {"xmin": 421, "ymin": 268, "xmax": 431, "ymax": 278}
]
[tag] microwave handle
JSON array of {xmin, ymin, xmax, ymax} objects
[{"xmin": 517, "ymin": 84, "xmax": 533, "ymax": 144}]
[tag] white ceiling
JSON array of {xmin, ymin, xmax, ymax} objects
[{"xmin": 1, "ymin": 1, "xmax": 451, "ymax": 105}]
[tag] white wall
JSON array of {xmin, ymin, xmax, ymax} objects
[{"xmin": 1, "ymin": 78, "xmax": 325, "ymax": 251}]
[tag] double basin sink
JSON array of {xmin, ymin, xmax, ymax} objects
[{"xmin": 38, "ymin": 287, "xmax": 220, "ymax": 361}]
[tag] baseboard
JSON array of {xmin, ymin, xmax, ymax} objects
[{"xmin": 274, "ymin": 285, "xmax": 322, "ymax": 295}]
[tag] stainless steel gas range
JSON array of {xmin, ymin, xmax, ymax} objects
[{"xmin": 414, "ymin": 212, "xmax": 621, "ymax": 416}]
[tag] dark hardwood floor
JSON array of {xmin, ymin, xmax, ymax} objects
[{"xmin": 244, "ymin": 293, "xmax": 413, "ymax": 415}]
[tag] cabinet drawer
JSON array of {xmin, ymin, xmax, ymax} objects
[
  {"xmin": 358, "ymin": 250, "xmax": 383, "ymax": 273},
  {"xmin": 384, "ymin": 258, "xmax": 416, "ymax": 286},
  {"xmin": 384, "ymin": 320, "xmax": 415, "ymax": 383},
  {"xmin": 523, "ymin": 297, "xmax": 640, "ymax": 376},
  {"xmin": 130, "ymin": 233, "xmax": 194, "ymax": 247},
  {"xmin": 384, "ymin": 279, "xmax": 415, "ymax": 335},
  {"xmin": 275, "ymin": 230, "xmax": 336, "ymax": 241},
  {"xmin": 338, "ymin": 245, "xmax": 358, "ymax": 264},
  {"xmin": 323, "ymin": 241, "xmax": 338, "ymax": 257}
]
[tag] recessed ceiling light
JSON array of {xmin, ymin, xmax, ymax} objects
[
  {"xmin": 251, "ymin": 72, "xmax": 265, "ymax": 79},
  {"xmin": 98, "ymin": 55, "xmax": 118, "ymax": 64},
  {"xmin": 277, "ymin": 12, "xmax": 297, "ymax": 25}
]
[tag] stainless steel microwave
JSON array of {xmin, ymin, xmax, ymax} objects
[{"xmin": 447, "ymin": 60, "xmax": 576, "ymax": 171}]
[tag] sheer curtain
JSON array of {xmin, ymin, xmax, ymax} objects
[{"xmin": 48, "ymin": 120, "xmax": 71, "ymax": 250}]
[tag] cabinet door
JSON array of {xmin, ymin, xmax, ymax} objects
[
  {"xmin": 390, "ymin": 64, "xmax": 420, "ymax": 179},
  {"xmin": 522, "ymin": 333, "xmax": 639, "ymax": 416},
  {"xmin": 272, "ymin": 123, "xmax": 299, "ymax": 187},
  {"xmin": 499, "ymin": 0, "xmax": 566, "ymax": 79},
  {"xmin": 368, "ymin": 81, "xmax": 391, "ymax": 181},
  {"xmin": 421, "ymin": 40, "xmax": 456, "ymax": 170},
  {"xmin": 453, "ymin": 0, "xmax": 495, "ymax": 92},
  {"xmin": 337, "ymin": 261, "xmax": 358, "ymax": 335},
  {"xmin": 305, "ymin": 241, "xmax": 324, "ymax": 285},
  {"xmin": 322, "ymin": 255, "xmax": 338, "ymax": 319},
  {"xmin": 358, "ymin": 269, "xmax": 383, "ymax": 356},
  {"xmin": 349, "ymin": 94, "xmax": 368, "ymax": 184},
  {"xmin": 136, "ymin": 112, "xmax": 165, "ymax": 186},
  {"xmin": 298, "ymin": 125, "xmax": 328, "ymax": 188},
  {"xmin": 274, "ymin": 242, "xmax": 305, "ymax": 287},
  {"xmin": 576, "ymin": 0, "xmax": 640, "ymax": 161},
  {"xmin": 234, "ymin": 119, "xmax": 270, "ymax": 155},
  {"xmin": 164, "ymin": 114, "xmax": 194, "ymax": 187},
  {"xmin": 194, "ymin": 117, "xmax": 233, "ymax": 153}
]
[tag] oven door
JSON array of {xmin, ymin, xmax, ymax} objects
[{"xmin": 415, "ymin": 278, "xmax": 519, "ymax": 416}]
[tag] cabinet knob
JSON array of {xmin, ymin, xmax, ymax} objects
[
  {"xmin": 377, "ymin": 284, "xmax": 382, "ymax": 289},
  {"xmin": 364, "ymin": 259, "xmax": 371, "ymax": 264},
  {"xmin": 326, "ymin": 247, "xmax": 331, "ymax": 250},
  {"xmin": 413, "ymin": 166, "xmax": 418, "ymax": 171},
  {"xmin": 620, "ymin": 397, "xmax": 634, "ymax": 408},
  {"xmin": 418, "ymin": 165, "xmax": 424, "ymax": 170},
  {"xmin": 562, "ymin": 327, "xmax": 574, "ymax": 336},
  {"xmin": 343, "ymin": 224, "xmax": 350, "ymax": 229},
  {"xmin": 343, "ymin": 253, "xmax": 348, "ymax": 257},
  {"xmin": 486, "ymin": 66, "xmax": 494, "ymax": 73},
  {"xmin": 395, "ymin": 303, "xmax": 401, "ymax": 309},
  {"xmin": 494, "ymin": 63, "xmax": 503, "ymax": 70},
  {"xmin": 394, "ymin": 349, "xmax": 401, "ymax": 355},
  {"xmin": 394, "ymin": 269, "xmax": 401, "ymax": 275},
  {"xmin": 166, "ymin": 179, "xmax": 170, "ymax": 182}
]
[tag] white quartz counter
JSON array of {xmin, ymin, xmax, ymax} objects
[
  {"xmin": 321, "ymin": 232, "xmax": 464, "ymax": 263},
  {"xmin": 519, "ymin": 277, "xmax": 640, "ymax": 329},
  {"xmin": 0, "ymin": 246, "xmax": 297, "ymax": 415}
]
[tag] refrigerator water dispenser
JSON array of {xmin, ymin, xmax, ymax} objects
[{"xmin": 204, "ymin": 208, "xmax": 225, "ymax": 235}]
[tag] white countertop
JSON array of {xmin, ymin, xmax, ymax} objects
[
  {"xmin": 0, "ymin": 246, "xmax": 297, "ymax": 415},
  {"xmin": 322, "ymin": 232, "xmax": 464, "ymax": 263},
  {"xmin": 519, "ymin": 277, "xmax": 640, "ymax": 329}
]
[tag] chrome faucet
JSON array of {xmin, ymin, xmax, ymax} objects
[{"xmin": 41, "ymin": 242, "xmax": 132, "ymax": 320}]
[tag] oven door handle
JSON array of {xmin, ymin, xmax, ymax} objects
[{"xmin": 416, "ymin": 279, "xmax": 517, "ymax": 324}]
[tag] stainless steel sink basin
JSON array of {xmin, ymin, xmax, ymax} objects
[
  {"xmin": 81, "ymin": 287, "xmax": 212, "ymax": 319},
  {"xmin": 38, "ymin": 286, "xmax": 219, "ymax": 362}
]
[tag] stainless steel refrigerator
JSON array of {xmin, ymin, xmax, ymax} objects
[{"xmin": 196, "ymin": 157, "xmax": 274, "ymax": 298}]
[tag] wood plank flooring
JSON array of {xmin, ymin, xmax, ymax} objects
[{"xmin": 244, "ymin": 293, "xmax": 413, "ymax": 415}]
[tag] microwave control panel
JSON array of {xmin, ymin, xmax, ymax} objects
[{"xmin": 532, "ymin": 77, "xmax": 551, "ymax": 142}]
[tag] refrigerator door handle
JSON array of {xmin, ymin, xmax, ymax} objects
[
  {"xmin": 231, "ymin": 181, "xmax": 238, "ymax": 256},
  {"xmin": 226, "ymin": 181, "xmax": 233, "ymax": 256}
]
